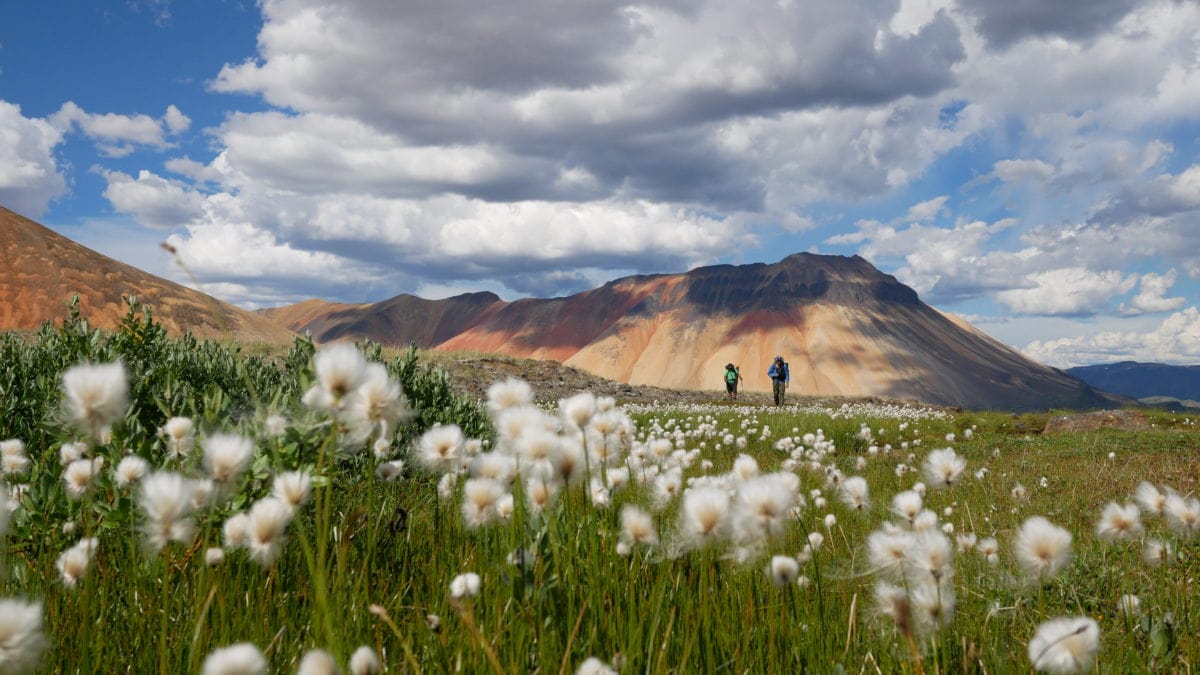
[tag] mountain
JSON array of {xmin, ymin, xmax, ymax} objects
[
  {"xmin": 1067, "ymin": 362, "xmax": 1200, "ymax": 402},
  {"xmin": 0, "ymin": 206, "xmax": 295, "ymax": 343},
  {"xmin": 265, "ymin": 252, "xmax": 1113, "ymax": 411}
]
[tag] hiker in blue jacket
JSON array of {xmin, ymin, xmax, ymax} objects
[{"xmin": 768, "ymin": 355, "xmax": 789, "ymax": 406}]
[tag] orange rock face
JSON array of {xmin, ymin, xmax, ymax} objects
[
  {"xmin": 267, "ymin": 252, "xmax": 1114, "ymax": 411},
  {"xmin": 0, "ymin": 206, "xmax": 294, "ymax": 344}
]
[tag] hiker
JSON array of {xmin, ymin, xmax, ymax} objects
[
  {"xmin": 723, "ymin": 363, "xmax": 743, "ymax": 401},
  {"xmin": 768, "ymin": 355, "xmax": 790, "ymax": 406}
]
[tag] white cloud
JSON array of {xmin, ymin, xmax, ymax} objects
[
  {"xmin": 100, "ymin": 169, "xmax": 205, "ymax": 229},
  {"xmin": 49, "ymin": 102, "xmax": 188, "ymax": 154},
  {"xmin": 0, "ymin": 100, "xmax": 68, "ymax": 215},
  {"xmin": 1025, "ymin": 306, "xmax": 1200, "ymax": 366},
  {"xmin": 1120, "ymin": 270, "xmax": 1186, "ymax": 315},
  {"xmin": 163, "ymin": 105, "xmax": 191, "ymax": 134},
  {"xmin": 996, "ymin": 267, "xmax": 1136, "ymax": 316},
  {"xmin": 906, "ymin": 195, "xmax": 949, "ymax": 221},
  {"xmin": 993, "ymin": 159, "xmax": 1054, "ymax": 182}
]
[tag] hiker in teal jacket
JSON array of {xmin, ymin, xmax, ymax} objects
[
  {"xmin": 723, "ymin": 363, "xmax": 743, "ymax": 401},
  {"xmin": 768, "ymin": 355, "xmax": 789, "ymax": 406}
]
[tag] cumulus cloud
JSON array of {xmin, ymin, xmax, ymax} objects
[
  {"xmin": 996, "ymin": 267, "xmax": 1136, "ymax": 316},
  {"xmin": 906, "ymin": 195, "xmax": 950, "ymax": 222},
  {"xmin": 993, "ymin": 159, "xmax": 1054, "ymax": 182},
  {"xmin": 99, "ymin": 169, "xmax": 205, "ymax": 229},
  {"xmin": 958, "ymin": 0, "xmax": 1144, "ymax": 48},
  {"xmin": 0, "ymin": 101, "xmax": 68, "ymax": 216},
  {"xmin": 49, "ymin": 102, "xmax": 187, "ymax": 154},
  {"xmin": 1025, "ymin": 306, "xmax": 1200, "ymax": 366},
  {"xmin": 1120, "ymin": 270, "xmax": 1187, "ymax": 315}
]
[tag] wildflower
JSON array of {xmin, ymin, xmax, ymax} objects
[
  {"xmin": 1133, "ymin": 481, "xmax": 1167, "ymax": 515},
  {"xmin": 559, "ymin": 392, "xmax": 597, "ymax": 430},
  {"xmin": 61, "ymin": 361, "xmax": 128, "ymax": 438},
  {"xmin": 205, "ymin": 548, "xmax": 225, "ymax": 567},
  {"xmin": 956, "ymin": 533, "xmax": 978, "ymax": 552},
  {"xmin": 824, "ymin": 513, "xmax": 837, "ymax": 529},
  {"xmin": 1015, "ymin": 516, "xmax": 1072, "ymax": 581},
  {"xmin": 732, "ymin": 454, "xmax": 759, "ymax": 481},
  {"xmin": 978, "ymin": 537, "xmax": 1000, "ymax": 564},
  {"xmin": 160, "ymin": 417, "xmax": 195, "ymax": 458},
  {"xmin": 416, "ymin": 425, "xmax": 465, "ymax": 473},
  {"xmin": 56, "ymin": 537, "xmax": 98, "ymax": 588},
  {"xmin": 875, "ymin": 582, "xmax": 913, "ymax": 637},
  {"xmin": 923, "ymin": 448, "xmax": 966, "ymax": 487},
  {"xmin": 892, "ymin": 490, "xmax": 923, "ymax": 523},
  {"xmin": 1117, "ymin": 594, "xmax": 1140, "ymax": 618},
  {"xmin": 807, "ymin": 531, "xmax": 825, "ymax": 550},
  {"xmin": 620, "ymin": 505, "xmax": 659, "ymax": 547},
  {"xmin": 904, "ymin": 531, "xmax": 954, "ymax": 584},
  {"xmin": 139, "ymin": 472, "xmax": 197, "ymax": 552},
  {"xmin": 272, "ymin": 471, "xmax": 312, "ymax": 509},
  {"xmin": 1143, "ymin": 538, "xmax": 1173, "ymax": 566},
  {"xmin": 652, "ymin": 469, "xmax": 683, "ymax": 509},
  {"xmin": 342, "ymin": 363, "xmax": 411, "ymax": 441},
  {"xmin": 296, "ymin": 650, "xmax": 339, "ymax": 675},
  {"xmin": 372, "ymin": 438, "xmax": 393, "ymax": 460},
  {"xmin": 1163, "ymin": 494, "xmax": 1200, "ymax": 536},
  {"xmin": 375, "ymin": 460, "xmax": 405, "ymax": 482},
  {"xmin": 488, "ymin": 377, "xmax": 534, "ymax": 416},
  {"xmin": 450, "ymin": 572, "xmax": 481, "ymax": 599},
  {"xmin": 910, "ymin": 580, "xmax": 955, "ymax": 634},
  {"xmin": 62, "ymin": 458, "xmax": 103, "ymax": 500},
  {"xmin": 912, "ymin": 509, "xmax": 939, "ymax": 532},
  {"xmin": 203, "ymin": 434, "xmax": 255, "ymax": 486},
  {"xmin": 1095, "ymin": 502, "xmax": 1143, "ymax": 542},
  {"xmin": 263, "ymin": 414, "xmax": 288, "ymax": 437},
  {"xmin": 680, "ymin": 486, "xmax": 731, "ymax": 546},
  {"xmin": 868, "ymin": 529, "xmax": 913, "ymax": 576},
  {"xmin": 349, "ymin": 646, "xmax": 381, "ymax": 675},
  {"xmin": 1012, "ymin": 483, "xmax": 1028, "ymax": 501},
  {"xmin": 201, "ymin": 643, "xmax": 267, "ymax": 675},
  {"xmin": 304, "ymin": 343, "xmax": 368, "ymax": 411},
  {"xmin": 0, "ymin": 440, "xmax": 29, "ymax": 478},
  {"xmin": 838, "ymin": 476, "xmax": 869, "ymax": 511},
  {"xmin": 577, "ymin": 657, "xmax": 617, "ymax": 675},
  {"xmin": 114, "ymin": 455, "xmax": 149, "ymax": 487},
  {"xmin": 0, "ymin": 598, "xmax": 46, "ymax": 673},
  {"xmin": 461, "ymin": 478, "xmax": 505, "ymax": 528},
  {"xmin": 246, "ymin": 497, "xmax": 294, "ymax": 566},
  {"xmin": 223, "ymin": 513, "xmax": 250, "ymax": 548},
  {"xmin": 437, "ymin": 472, "xmax": 458, "ymax": 500},
  {"xmin": 769, "ymin": 555, "xmax": 801, "ymax": 586},
  {"xmin": 1027, "ymin": 617, "xmax": 1100, "ymax": 674}
]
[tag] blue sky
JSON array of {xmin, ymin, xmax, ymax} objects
[{"xmin": 2, "ymin": 0, "xmax": 1200, "ymax": 367}]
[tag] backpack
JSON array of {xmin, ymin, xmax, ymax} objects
[{"xmin": 725, "ymin": 367, "xmax": 738, "ymax": 384}]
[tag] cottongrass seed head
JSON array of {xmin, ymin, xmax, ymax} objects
[
  {"xmin": 1015, "ymin": 516, "xmax": 1073, "ymax": 581},
  {"xmin": 0, "ymin": 598, "xmax": 47, "ymax": 674},
  {"xmin": 923, "ymin": 448, "xmax": 966, "ymax": 487},
  {"xmin": 201, "ymin": 642, "xmax": 267, "ymax": 675},
  {"xmin": 349, "ymin": 646, "xmax": 381, "ymax": 675},
  {"xmin": 450, "ymin": 572, "xmax": 482, "ymax": 599},
  {"xmin": 295, "ymin": 649, "xmax": 339, "ymax": 675},
  {"xmin": 1027, "ymin": 617, "xmax": 1100, "ymax": 674},
  {"xmin": 1095, "ymin": 502, "xmax": 1143, "ymax": 542},
  {"xmin": 61, "ymin": 361, "xmax": 128, "ymax": 438}
]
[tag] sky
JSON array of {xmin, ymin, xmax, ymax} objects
[{"xmin": 2, "ymin": 0, "xmax": 1200, "ymax": 368}]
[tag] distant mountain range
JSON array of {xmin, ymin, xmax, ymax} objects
[
  {"xmin": 264, "ymin": 253, "xmax": 1117, "ymax": 411},
  {"xmin": 1067, "ymin": 362, "xmax": 1200, "ymax": 406},
  {"xmin": 0, "ymin": 206, "xmax": 294, "ymax": 344}
]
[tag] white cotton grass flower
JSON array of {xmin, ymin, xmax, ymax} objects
[
  {"xmin": 868, "ymin": 529, "xmax": 913, "ymax": 577},
  {"xmin": 437, "ymin": 472, "xmax": 458, "ymax": 500},
  {"xmin": 904, "ymin": 531, "xmax": 954, "ymax": 584},
  {"xmin": 620, "ymin": 505, "xmax": 659, "ymax": 548},
  {"xmin": 487, "ymin": 377, "xmax": 534, "ymax": 416},
  {"xmin": 0, "ymin": 439, "xmax": 29, "ymax": 478},
  {"xmin": 138, "ymin": 472, "xmax": 197, "ymax": 552},
  {"xmin": 461, "ymin": 478, "xmax": 505, "ymax": 528},
  {"xmin": 978, "ymin": 537, "xmax": 1000, "ymax": 564},
  {"xmin": 246, "ymin": 497, "xmax": 294, "ymax": 566},
  {"xmin": 59, "ymin": 441, "xmax": 87, "ymax": 465},
  {"xmin": 376, "ymin": 460, "xmax": 405, "ymax": 482},
  {"xmin": 56, "ymin": 537, "xmax": 98, "ymax": 588},
  {"xmin": 559, "ymin": 391, "xmax": 598, "ymax": 430},
  {"xmin": 652, "ymin": 469, "xmax": 683, "ymax": 509},
  {"xmin": 956, "ymin": 532, "xmax": 977, "ymax": 553},
  {"xmin": 295, "ymin": 649, "xmax": 339, "ymax": 675},
  {"xmin": 680, "ymin": 486, "xmax": 731, "ymax": 546},
  {"xmin": 732, "ymin": 454, "xmax": 759, "ymax": 481},
  {"xmin": 824, "ymin": 513, "xmax": 837, "ymax": 529},
  {"xmin": 272, "ymin": 471, "xmax": 312, "ymax": 510},
  {"xmin": 263, "ymin": 414, "xmax": 288, "ymax": 437},
  {"xmin": 909, "ymin": 580, "xmax": 955, "ymax": 634},
  {"xmin": 496, "ymin": 493, "xmax": 514, "ymax": 521},
  {"xmin": 1117, "ymin": 594, "xmax": 1141, "ymax": 618},
  {"xmin": 1095, "ymin": 502, "xmax": 1143, "ymax": 542},
  {"xmin": 61, "ymin": 361, "xmax": 128, "ymax": 438},
  {"xmin": 201, "ymin": 642, "xmax": 267, "ymax": 675},
  {"xmin": 349, "ymin": 646, "xmax": 381, "ymax": 675},
  {"xmin": 304, "ymin": 342, "xmax": 369, "ymax": 412},
  {"xmin": 525, "ymin": 475, "xmax": 559, "ymax": 515},
  {"xmin": 912, "ymin": 509, "xmax": 939, "ymax": 532},
  {"xmin": 769, "ymin": 555, "xmax": 801, "ymax": 586},
  {"xmin": 923, "ymin": 448, "xmax": 966, "ymax": 487},
  {"xmin": 838, "ymin": 476, "xmax": 869, "ymax": 511},
  {"xmin": 576, "ymin": 657, "xmax": 617, "ymax": 675},
  {"xmin": 1163, "ymin": 493, "xmax": 1200, "ymax": 536},
  {"xmin": 114, "ymin": 455, "xmax": 150, "ymax": 488},
  {"xmin": 202, "ymin": 433, "xmax": 255, "ymax": 487},
  {"xmin": 1014, "ymin": 516, "xmax": 1073, "ymax": 581},
  {"xmin": 0, "ymin": 598, "xmax": 47, "ymax": 673},
  {"xmin": 449, "ymin": 572, "xmax": 481, "ymax": 599},
  {"xmin": 1027, "ymin": 617, "xmax": 1100, "ymax": 674},
  {"xmin": 1012, "ymin": 483, "xmax": 1028, "ymax": 501},
  {"xmin": 62, "ymin": 458, "xmax": 103, "ymax": 499},
  {"xmin": 342, "ymin": 362, "xmax": 412, "ymax": 442},
  {"xmin": 160, "ymin": 416, "xmax": 195, "ymax": 458},
  {"xmin": 416, "ymin": 424, "xmax": 465, "ymax": 473},
  {"xmin": 875, "ymin": 581, "xmax": 914, "ymax": 637},
  {"xmin": 1143, "ymin": 538, "xmax": 1174, "ymax": 566},
  {"xmin": 1134, "ymin": 481, "xmax": 1167, "ymax": 515},
  {"xmin": 891, "ymin": 490, "xmax": 923, "ymax": 523},
  {"xmin": 223, "ymin": 513, "xmax": 251, "ymax": 549},
  {"xmin": 733, "ymin": 474, "xmax": 797, "ymax": 542},
  {"xmin": 205, "ymin": 547, "xmax": 225, "ymax": 567}
]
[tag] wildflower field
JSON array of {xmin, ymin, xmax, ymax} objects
[{"xmin": 1, "ymin": 304, "xmax": 1198, "ymax": 674}]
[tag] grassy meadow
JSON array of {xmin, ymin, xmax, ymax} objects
[{"xmin": 0, "ymin": 302, "xmax": 1198, "ymax": 674}]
